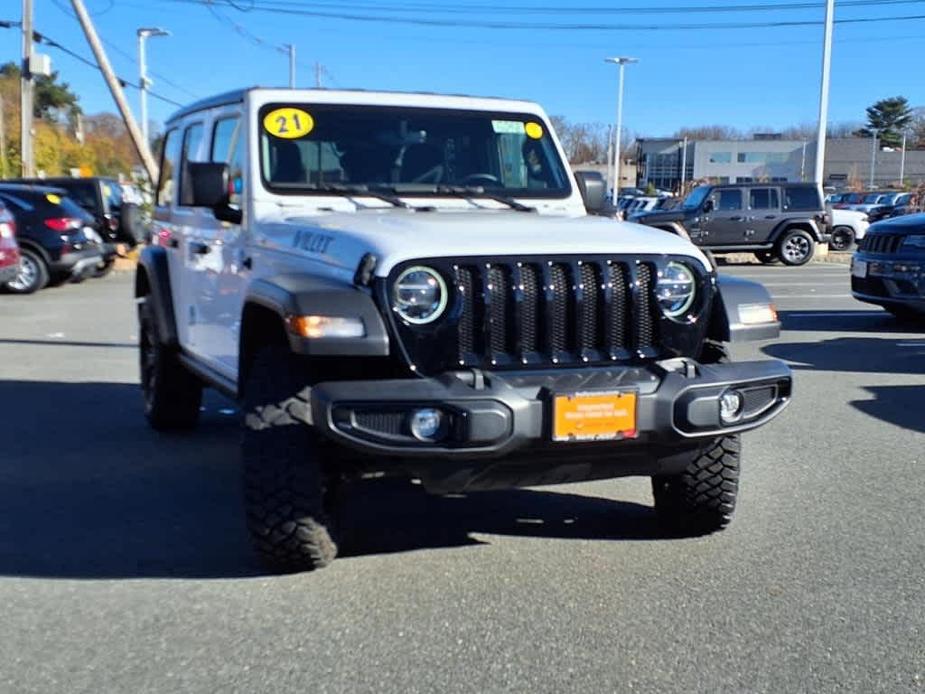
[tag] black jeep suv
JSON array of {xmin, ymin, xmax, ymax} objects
[{"xmin": 635, "ymin": 182, "xmax": 831, "ymax": 266}]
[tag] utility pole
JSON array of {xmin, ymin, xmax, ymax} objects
[
  {"xmin": 813, "ymin": 0, "xmax": 835, "ymax": 186},
  {"xmin": 900, "ymin": 131, "xmax": 907, "ymax": 184},
  {"xmin": 0, "ymin": 94, "xmax": 7, "ymax": 179},
  {"xmin": 605, "ymin": 56, "xmax": 638, "ymax": 205},
  {"xmin": 801, "ymin": 140, "xmax": 807, "ymax": 181},
  {"xmin": 680, "ymin": 136, "xmax": 688, "ymax": 192},
  {"xmin": 315, "ymin": 62, "xmax": 322, "ymax": 88},
  {"xmin": 606, "ymin": 124, "xmax": 614, "ymax": 192},
  {"xmin": 286, "ymin": 44, "xmax": 296, "ymax": 88},
  {"xmin": 71, "ymin": 0, "xmax": 158, "ymax": 183},
  {"xmin": 21, "ymin": 0, "xmax": 34, "ymax": 177}
]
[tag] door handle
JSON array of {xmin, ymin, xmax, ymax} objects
[
  {"xmin": 190, "ymin": 241, "xmax": 210, "ymax": 255},
  {"xmin": 242, "ymin": 257, "xmax": 253, "ymax": 270}
]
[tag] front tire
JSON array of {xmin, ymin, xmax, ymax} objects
[
  {"xmin": 138, "ymin": 298, "xmax": 202, "ymax": 430},
  {"xmin": 829, "ymin": 226, "xmax": 855, "ymax": 252},
  {"xmin": 242, "ymin": 345, "xmax": 339, "ymax": 573},
  {"xmin": 3, "ymin": 249, "xmax": 48, "ymax": 294},
  {"xmin": 777, "ymin": 229, "xmax": 815, "ymax": 266},
  {"xmin": 652, "ymin": 436, "xmax": 741, "ymax": 535}
]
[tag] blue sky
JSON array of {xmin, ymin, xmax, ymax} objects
[{"xmin": 2, "ymin": 0, "xmax": 923, "ymax": 136}]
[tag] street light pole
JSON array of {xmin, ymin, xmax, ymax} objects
[
  {"xmin": 605, "ymin": 56, "xmax": 638, "ymax": 206},
  {"xmin": 900, "ymin": 131, "xmax": 907, "ymax": 185},
  {"xmin": 813, "ymin": 0, "xmax": 835, "ymax": 186},
  {"xmin": 869, "ymin": 131, "xmax": 878, "ymax": 188},
  {"xmin": 137, "ymin": 27, "xmax": 169, "ymax": 149}
]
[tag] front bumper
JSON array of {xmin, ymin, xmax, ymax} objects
[
  {"xmin": 50, "ymin": 250, "xmax": 104, "ymax": 279},
  {"xmin": 310, "ymin": 359, "xmax": 792, "ymax": 462},
  {"xmin": 851, "ymin": 254, "xmax": 925, "ymax": 311}
]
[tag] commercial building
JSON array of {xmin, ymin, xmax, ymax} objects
[{"xmin": 636, "ymin": 137, "xmax": 925, "ymax": 191}]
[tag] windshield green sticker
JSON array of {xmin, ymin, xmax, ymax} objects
[{"xmin": 492, "ymin": 120, "xmax": 526, "ymax": 135}]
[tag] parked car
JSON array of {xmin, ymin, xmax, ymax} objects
[
  {"xmin": 6, "ymin": 176, "xmax": 145, "ymax": 275},
  {"xmin": 848, "ymin": 192, "xmax": 892, "ymax": 217},
  {"xmin": 0, "ymin": 199, "xmax": 20, "ymax": 285},
  {"xmin": 868, "ymin": 192, "xmax": 914, "ymax": 222},
  {"xmin": 851, "ymin": 213, "xmax": 925, "ymax": 321},
  {"xmin": 0, "ymin": 184, "xmax": 104, "ymax": 294},
  {"xmin": 635, "ymin": 182, "xmax": 831, "ymax": 266},
  {"xmin": 136, "ymin": 86, "xmax": 791, "ymax": 572},
  {"xmin": 833, "ymin": 192, "xmax": 866, "ymax": 209},
  {"xmin": 829, "ymin": 208, "xmax": 870, "ymax": 251}
]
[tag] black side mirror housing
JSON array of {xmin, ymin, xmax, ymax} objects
[
  {"xmin": 574, "ymin": 171, "xmax": 606, "ymax": 214},
  {"xmin": 188, "ymin": 162, "xmax": 242, "ymax": 224},
  {"xmin": 703, "ymin": 199, "xmax": 715, "ymax": 213}
]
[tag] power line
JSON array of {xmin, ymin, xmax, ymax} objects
[{"xmin": 168, "ymin": 0, "xmax": 925, "ymax": 31}]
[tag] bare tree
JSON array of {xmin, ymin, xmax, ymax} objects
[
  {"xmin": 672, "ymin": 125, "xmax": 742, "ymax": 141},
  {"xmin": 550, "ymin": 115, "xmax": 611, "ymax": 164}
]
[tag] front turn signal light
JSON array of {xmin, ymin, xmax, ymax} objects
[{"xmin": 287, "ymin": 315, "xmax": 365, "ymax": 339}]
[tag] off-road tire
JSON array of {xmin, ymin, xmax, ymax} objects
[
  {"xmin": 4, "ymin": 248, "xmax": 49, "ymax": 294},
  {"xmin": 651, "ymin": 436, "xmax": 741, "ymax": 535},
  {"xmin": 776, "ymin": 229, "xmax": 815, "ymax": 266},
  {"xmin": 754, "ymin": 251, "xmax": 778, "ymax": 264},
  {"xmin": 829, "ymin": 226, "xmax": 855, "ymax": 252},
  {"xmin": 138, "ymin": 298, "xmax": 202, "ymax": 430},
  {"xmin": 242, "ymin": 345, "xmax": 339, "ymax": 573}
]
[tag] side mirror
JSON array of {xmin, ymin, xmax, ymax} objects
[
  {"xmin": 574, "ymin": 171, "xmax": 606, "ymax": 214},
  {"xmin": 188, "ymin": 162, "xmax": 242, "ymax": 224},
  {"xmin": 703, "ymin": 199, "xmax": 715, "ymax": 213}
]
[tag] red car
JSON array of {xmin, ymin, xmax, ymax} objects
[{"xmin": 0, "ymin": 200, "xmax": 19, "ymax": 285}]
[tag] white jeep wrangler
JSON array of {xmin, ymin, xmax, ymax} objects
[{"xmin": 137, "ymin": 88, "xmax": 792, "ymax": 572}]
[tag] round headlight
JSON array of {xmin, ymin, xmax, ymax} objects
[
  {"xmin": 392, "ymin": 266, "xmax": 448, "ymax": 325},
  {"xmin": 656, "ymin": 261, "xmax": 697, "ymax": 319}
]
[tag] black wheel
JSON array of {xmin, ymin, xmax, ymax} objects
[
  {"xmin": 652, "ymin": 436, "xmax": 741, "ymax": 535},
  {"xmin": 138, "ymin": 297, "xmax": 202, "ymax": 430},
  {"xmin": 829, "ymin": 226, "xmax": 855, "ymax": 252},
  {"xmin": 242, "ymin": 344, "xmax": 339, "ymax": 573},
  {"xmin": 776, "ymin": 229, "xmax": 815, "ymax": 266},
  {"xmin": 754, "ymin": 251, "xmax": 778, "ymax": 265},
  {"xmin": 93, "ymin": 258, "xmax": 116, "ymax": 278},
  {"xmin": 886, "ymin": 305, "xmax": 923, "ymax": 323},
  {"xmin": 3, "ymin": 249, "xmax": 49, "ymax": 294}
]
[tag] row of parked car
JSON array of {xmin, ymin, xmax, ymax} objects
[
  {"xmin": 827, "ymin": 190, "xmax": 917, "ymax": 222},
  {"xmin": 0, "ymin": 177, "xmax": 143, "ymax": 294}
]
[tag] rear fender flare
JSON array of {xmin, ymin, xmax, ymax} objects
[{"xmin": 135, "ymin": 246, "xmax": 178, "ymax": 346}]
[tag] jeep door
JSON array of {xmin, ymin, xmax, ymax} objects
[
  {"xmin": 746, "ymin": 187, "xmax": 781, "ymax": 244},
  {"xmin": 197, "ymin": 110, "xmax": 248, "ymax": 377},
  {"xmin": 701, "ymin": 188, "xmax": 745, "ymax": 246}
]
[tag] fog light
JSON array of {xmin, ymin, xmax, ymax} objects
[
  {"xmin": 719, "ymin": 390, "xmax": 744, "ymax": 425},
  {"xmin": 409, "ymin": 408, "xmax": 444, "ymax": 441}
]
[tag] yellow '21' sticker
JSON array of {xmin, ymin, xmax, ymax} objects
[
  {"xmin": 46, "ymin": 193, "xmax": 61, "ymax": 205},
  {"xmin": 263, "ymin": 107, "xmax": 314, "ymax": 139},
  {"xmin": 525, "ymin": 122, "xmax": 544, "ymax": 140}
]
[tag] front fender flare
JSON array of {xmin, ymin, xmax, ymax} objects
[
  {"xmin": 708, "ymin": 275, "xmax": 781, "ymax": 343},
  {"xmin": 244, "ymin": 274, "xmax": 390, "ymax": 357},
  {"xmin": 136, "ymin": 246, "xmax": 178, "ymax": 347}
]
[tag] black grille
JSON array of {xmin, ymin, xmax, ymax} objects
[
  {"xmin": 861, "ymin": 234, "xmax": 904, "ymax": 254},
  {"xmin": 453, "ymin": 259, "xmax": 660, "ymax": 368},
  {"xmin": 354, "ymin": 411, "xmax": 405, "ymax": 436}
]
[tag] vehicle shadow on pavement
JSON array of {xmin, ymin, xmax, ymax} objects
[
  {"xmin": 851, "ymin": 385, "xmax": 925, "ymax": 434},
  {"xmin": 763, "ymin": 336, "xmax": 925, "ymax": 376},
  {"xmin": 0, "ymin": 380, "xmax": 675, "ymax": 580},
  {"xmin": 777, "ymin": 310, "xmax": 924, "ymax": 333}
]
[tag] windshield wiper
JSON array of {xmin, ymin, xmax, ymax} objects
[
  {"xmin": 434, "ymin": 184, "xmax": 536, "ymax": 213},
  {"xmin": 277, "ymin": 182, "xmax": 424, "ymax": 210}
]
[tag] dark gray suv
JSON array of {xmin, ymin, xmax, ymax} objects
[{"xmin": 635, "ymin": 182, "xmax": 831, "ymax": 266}]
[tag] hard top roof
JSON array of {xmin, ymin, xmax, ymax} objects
[{"xmin": 166, "ymin": 86, "xmax": 542, "ymax": 124}]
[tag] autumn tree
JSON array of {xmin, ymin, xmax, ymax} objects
[
  {"xmin": 0, "ymin": 62, "xmax": 82, "ymax": 125},
  {"xmin": 856, "ymin": 96, "xmax": 913, "ymax": 148}
]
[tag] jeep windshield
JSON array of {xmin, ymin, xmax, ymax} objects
[
  {"xmin": 682, "ymin": 186, "xmax": 711, "ymax": 209},
  {"xmin": 259, "ymin": 103, "xmax": 571, "ymax": 199}
]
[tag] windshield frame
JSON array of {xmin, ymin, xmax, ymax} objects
[{"xmin": 257, "ymin": 102, "xmax": 573, "ymax": 201}]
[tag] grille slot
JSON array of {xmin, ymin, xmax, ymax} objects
[
  {"xmin": 863, "ymin": 234, "xmax": 904, "ymax": 254},
  {"xmin": 449, "ymin": 258, "xmax": 665, "ymax": 369}
]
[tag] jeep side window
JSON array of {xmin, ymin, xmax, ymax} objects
[
  {"xmin": 211, "ymin": 116, "xmax": 244, "ymax": 205},
  {"xmin": 749, "ymin": 188, "xmax": 779, "ymax": 210},
  {"xmin": 178, "ymin": 122, "xmax": 205, "ymax": 207},
  {"xmin": 715, "ymin": 189, "xmax": 743, "ymax": 211},
  {"xmin": 156, "ymin": 128, "xmax": 181, "ymax": 207}
]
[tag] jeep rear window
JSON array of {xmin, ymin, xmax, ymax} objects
[{"xmin": 258, "ymin": 104, "xmax": 571, "ymax": 199}]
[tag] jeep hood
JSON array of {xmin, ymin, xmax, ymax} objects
[
  {"xmin": 635, "ymin": 209, "xmax": 690, "ymax": 225},
  {"xmin": 261, "ymin": 209, "xmax": 712, "ymax": 277}
]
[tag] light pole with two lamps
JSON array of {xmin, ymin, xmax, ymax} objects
[
  {"xmin": 137, "ymin": 27, "xmax": 170, "ymax": 149},
  {"xmin": 605, "ymin": 56, "xmax": 638, "ymax": 206}
]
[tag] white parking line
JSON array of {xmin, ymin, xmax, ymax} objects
[
  {"xmin": 784, "ymin": 311, "xmax": 880, "ymax": 318},
  {"xmin": 773, "ymin": 294, "xmax": 852, "ymax": 299}
]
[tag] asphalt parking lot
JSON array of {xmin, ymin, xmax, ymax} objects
[{"xmin": 0, "ymin": 262, "xmax": 922, "ymax": 694}]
